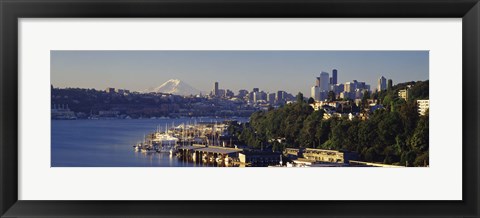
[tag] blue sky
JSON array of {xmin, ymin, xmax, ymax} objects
[{"xmin": 51, "ymin": 50, "xmax": 429, "ymax": 95}]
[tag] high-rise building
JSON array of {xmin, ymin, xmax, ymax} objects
[
  {"xmin": 332, "ymin": 69, "xmax": 338, "ymax": 85},
  {"xmin": 276, "ymin": 90, "xmax": 285, "ymax": 102},
  {"xmin": 387, "ymin": 79, "xmax": 393, "ymax": 91},
  {"xmin": 253, "ymin": 88, "xmax": 259, "ymax": 93},
  {"xmin": 267, "ymin": 93, "xmax": 276, "ymax": 104},
  {"xmin": 311, "ymin": 86, "xmax": 321, "ymax": 101},
  {"xmin": 377, "ymin": 76, "xmax": 387, "ymax": 91},
  {"xmin": 315, "ymin": 77, "xmax": 321, "ymax": 87},
  {"xmin": 319, "ymin": 72, "xmax": 330, "ymax": 92},
  {"xmin": 213, "ymin": 82, "xmax": 219, "ymax": 97}
]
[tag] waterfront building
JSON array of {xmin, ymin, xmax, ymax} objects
[
  {"xmin": 284, "ymin": 148, "xmax": 304, "ymax": 159},
  {"xmin": 377, "ymin": 76, "xmax": 387, "ymax": 91},
  {"xmin": 302, "ymin": 148, "xmax": 358, "ymax": 164},
  {"xmin": 51, "ymin": 104, "xmax": 77, "ymax": 120},
  {"xmin": 239, "ymin": 151, "xmax": 281, "ymax": 167},
  {"xmin": 417, "ymin": 99, "xmax": 430, "ymax": 115}
]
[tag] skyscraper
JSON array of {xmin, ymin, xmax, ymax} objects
[
  {"xmin": 276, "ymin": 90, "xmax": 285, "ymax": 103},
  {"xmin": 213, "ymin": 82, "xmax": 219, "ymax": 97},
  {"xmin": 315, "ymin": 77, "xmax": 321, "ymax": 87},
  {"xmin": 319, "ymin": 72, "xmax": 330, "ymax": 92},
  {"xmin": 387, "ymin": 79, "xmax": 393, "ymax": 91},
  {"xmin": 332, "ymin": 69, "xmax": 338, "ymax": 85},
  {"xmin": 311, "ymin": 86, "xmax": 321, "ymax": 101},
  {"xmin": 377, "ymin": 76, "xmax": 387, "ymax": 91}
]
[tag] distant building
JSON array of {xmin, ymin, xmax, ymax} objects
[
  {"xmin": 213, "ymin": 82, "xmax": 219, "ymax": 97},
  {"xmin": 331, "ymin": 69, "xmax": 338, "ymax": 85},
  {"xmin": 253, "ymin": 91, "xmax": 266, "ymax": 103},
  {"xmin": 238, "ymin": 89, "xmax": 249, "ymax": 98},
  {"xmin": 217, "ymin": 89, "xmax": 226, "ymax": 98},
  {"xmin": 377, "ymin": 76, "xmax": 387, "ymax": 91},
  {"xmin": 417, "ymin": 99, "xmax": 430, "ymax": 115},
  {"xmin": 333, "ymin": 84, "xmax": 344, "ymax": 96},
  {"xmin": 387, "ymin": 79, "xmax": 393, "ymax": 91},
  {"xmin": 344, "ymin": 82, "xmax": 353, "ymax": 92},
  {"xmin": 225, "ymin": 89, "xmax": 234, "ymax": 98},
  {"xmin": 276, "ymin": 90, "xmax": 286, "ymax": 103},
  {"xmin": 311, "ymin": 86, "xmax": 321, "ymax": 101},
  {"xmin": 319, "ymin": 72, "xmax": 330, "ymax": 91},
  {"xmin": 252, "ymin": 88, "xmax": 259, "ymax": 93},
  {"xmin": 267, "ymin": 93, "xmax": 276, "ymax": 104},
  {"xmin": 51, "ymin": 104, "xmax": 76, "ymax": 120},
  {"xmin": 315, "ymin": 77, "xmax": 321, "ymax": 87},
  {"xmin": 105, "ymin": 87, "xmax": 115, "ymax": 93}
]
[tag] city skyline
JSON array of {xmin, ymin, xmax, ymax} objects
[{"xmin": 51, "ymin": 50, "xmax": 429, "ymax": 95}]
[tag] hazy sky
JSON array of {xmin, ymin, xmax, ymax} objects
[{"xmin": 51, "ymin": 50, "xmax": 429, "ymax": 95}]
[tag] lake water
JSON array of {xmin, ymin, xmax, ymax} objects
[{"xmin": 51, "ymin": 118, "xmax": 248, "ymax": 167}]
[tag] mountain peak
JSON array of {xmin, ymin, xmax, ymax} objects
[{"xmin": 145, "ymin": 79, "xmax": 202, "ymax": 96}]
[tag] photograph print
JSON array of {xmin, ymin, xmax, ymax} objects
[{"xmin": 51, "ymin": 50, "xmax": 429, "ymax": 167}]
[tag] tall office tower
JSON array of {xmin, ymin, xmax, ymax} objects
[
  {"xmin": 276, "ymin": 90, "xmax": 285, "ymax": 102},
  {"xmin": 319, "ymin": 72, "xmax": 330, "ymax": 91},
  {"xmin": 387, "ymin": 79, "xmax": 393, "ymax": 91},
  {"xmin": 311, "ymin": 86, "xmax": 321, "ymax": 101},
  {"xmin": 332, "ymin": 69, "xmax": 338, "ymax": 84},
  {"xmin": 377, "ymin": 76, "xmax": 387, "ymax": 91},
  {"xmin": 213, "ymin": 82, "xmax": 219, "ymax": 97},
  {"xmin": 316, "ymin": 77, "xmax": 321, "ymax": 87},
  {"xmin": 267, "ymin": 93, "xmax": 276, "ymax": 104}
]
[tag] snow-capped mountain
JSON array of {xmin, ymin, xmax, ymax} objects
[{"xmin": 144, "ymin": 79, "xmax": 202, "ymax": 96}]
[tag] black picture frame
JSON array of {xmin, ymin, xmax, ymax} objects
[{"xmin": 1, "ymin": 0, "xmax": 479, "ymax": 217}]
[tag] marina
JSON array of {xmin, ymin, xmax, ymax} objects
[{"xmin": 51, "ymin": 117, "xmax": 247, "ymax": 167}]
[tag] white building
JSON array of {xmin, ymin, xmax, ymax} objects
[
  {"xmin": 311, "ymin": 86, "xmax": 321, "ymax": 101},
  {"xmin": 417, "ymin": 99, "xmax": 430, "ymax": 115}
]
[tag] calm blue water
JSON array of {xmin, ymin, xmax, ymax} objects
[{"xmin": 51, "ymin": 118, "xmax": 247, "ymax": 167}]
